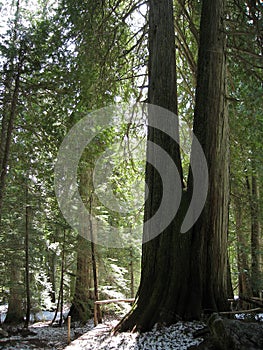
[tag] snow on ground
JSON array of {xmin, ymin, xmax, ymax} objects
[
  {"xmin": 235, "ymin": 313, "xmax": 263, "ymax": 321},
  {"xmin": 0, "ymin": 313, "xmax": 206, "ymax": 350},
  {"xmin": 2, "ymin": 306, "xmax": 262, "ymax": 350},
  {"xmin": 0, "ymin": 304, "xmax": 81, "ymax": 349},
  {"xmin": 64, "ymin": 319, "xmax": 206, "ymax": 350},
  {"xmin": 0, "ymin": 319, "xmax": 94, "ymax": 349}
]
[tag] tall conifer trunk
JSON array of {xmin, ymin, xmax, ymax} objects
[
  {"xmin": 68, "ymin": 235, "xmax": 93, "ymax": 323},
  {"xmin": 115, "ymin": 0, "xmax": 184, "ymax": 332},
  {"xmin": 248, "ymin": 168, "xmax": 261, "ymax": 296},
  {"xmin": 4, "ymin": 263, "xmax": 24, "ymax": 324},
  {"xmin": 187, "ymin": 0, "xmax": 230, "ymax": 315},
  {"xmin": 115, "ymin": 0, "xmax": 230, "ymax": 333}
]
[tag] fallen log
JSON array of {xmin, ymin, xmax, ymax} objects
[
  {"xmin": 219, "ymin": 307, "xmax": 262, "ymax": 315},
  {"xmin": 251, "ymin": 297, "xmax": 263, "ymax": 302},
  {"xmin": 208, "ymin": 314, "xmax": 263, "ymax": 350},
  {"xmin": 95, "ymin": 298, "xmax": 135, "ymax": 305},
  {"xmin": 190, "ymin": 313, "xmax": 263, "ymax": 350},
  {"xmin": 239, "ymin": 296, "xmax": 263, "ymax": 308}
]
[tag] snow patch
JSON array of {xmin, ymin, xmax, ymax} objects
[{"xmin": 65, "ymin": 319, "xmax": 206, "ymax": 350}]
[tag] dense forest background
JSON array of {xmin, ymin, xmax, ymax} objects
[{"xmin": 0, "ymin": 0, "xmax": 262, "ymax": 327}]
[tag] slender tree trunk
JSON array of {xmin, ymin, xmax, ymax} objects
[
  {"xmin": 59, "ymin": 229, "xmax": 66, "ymax": 326},
  {"xmin": 0, "ymin": 0, "xmax": 23, "ymax": 221},
  {"xmin": 47, "ymin": 249, "xmax": 56, "ymax": 304},
  {"xmin": 51, "ymin": 287, "xmax": 61, "ymax": 325},
  {"xmin": 24, "ymin": 188, "xmax": 31, "ymax": 328},
  {"xmin": 234, "ymin": 196, "xmax": 253, "ymax": 305},
  {"xmin": 226, "ymin": 256, "xmax": 234, "ymax": 299},
  {"xmin": 89, "ymin": 196, "xmax": 102, "ymax": 323},
  {"xmin": 249, "ymin": 171, "xmax": 261, "ymax": 296},
  {"xmin": 0, "ymin": 63, "xmax": 22, "ymax": 221},
  {"xmin": 129, "ymin": 247, "xmax": 135, "ymax": 299}
]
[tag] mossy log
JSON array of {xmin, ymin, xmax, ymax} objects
[{"xmin": 191, "ymin": 313, "xmax": 263, "ymax": 350}]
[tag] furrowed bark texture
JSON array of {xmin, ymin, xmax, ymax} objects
[
  {"xmin": 115, "ymin": 0, "xmax": 230, "ymax": 333},
  {"xmin": 187, "ymin": 0, "xmax": 230, "ymax": 315}
]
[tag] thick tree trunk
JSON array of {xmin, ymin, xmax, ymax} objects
[
  {"xmin": 115, "ymin": 0, "xmax": 185, "ymax": 332},
  {"xmin": 68, "ymin": 164, "xmax": 95, "ymax": 322},
  {"xmin": 4, "ymin": 264, "xmax": 24, "ymax": 324},
  {"xmin": 249, "ymin": 172, "xmax": 261, "ymax": 296},
  {"xmin": 187, "ymin": 0, "xmax": 230, "ymax": 317},
  {"xmin": 115, "ymin": 0, "xmax": 229, "ymax": 333},
  {"xmin": 68, "ymin": 235, "xmax": 93, "ymax": 323}
]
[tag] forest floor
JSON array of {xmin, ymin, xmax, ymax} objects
[
  {"xmin": 0, "ymin": 319, "xmax": 94, "ymax": 349},
  {"xmin": 63, "ymin": 318, "xmax": 206, "ymax": 350},
  {"xmin": 1, "ymin": 307, "xmax": 262, "ymax": 350},
  {"xmin": 0, "ymin": 304, "xmax": 88, "ymax": 349},
  {"xmin": 0, "ymin": 314, "xmax": 206, "ymax": 350}
]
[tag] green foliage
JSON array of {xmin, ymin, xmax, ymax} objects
[
  {"xmin": 226, "ymin": 0, "xmax": 263, "ymax": 295},
  {"xmin": 0, "ymin": 0, "xmax": 145, "ymax": 322}
]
